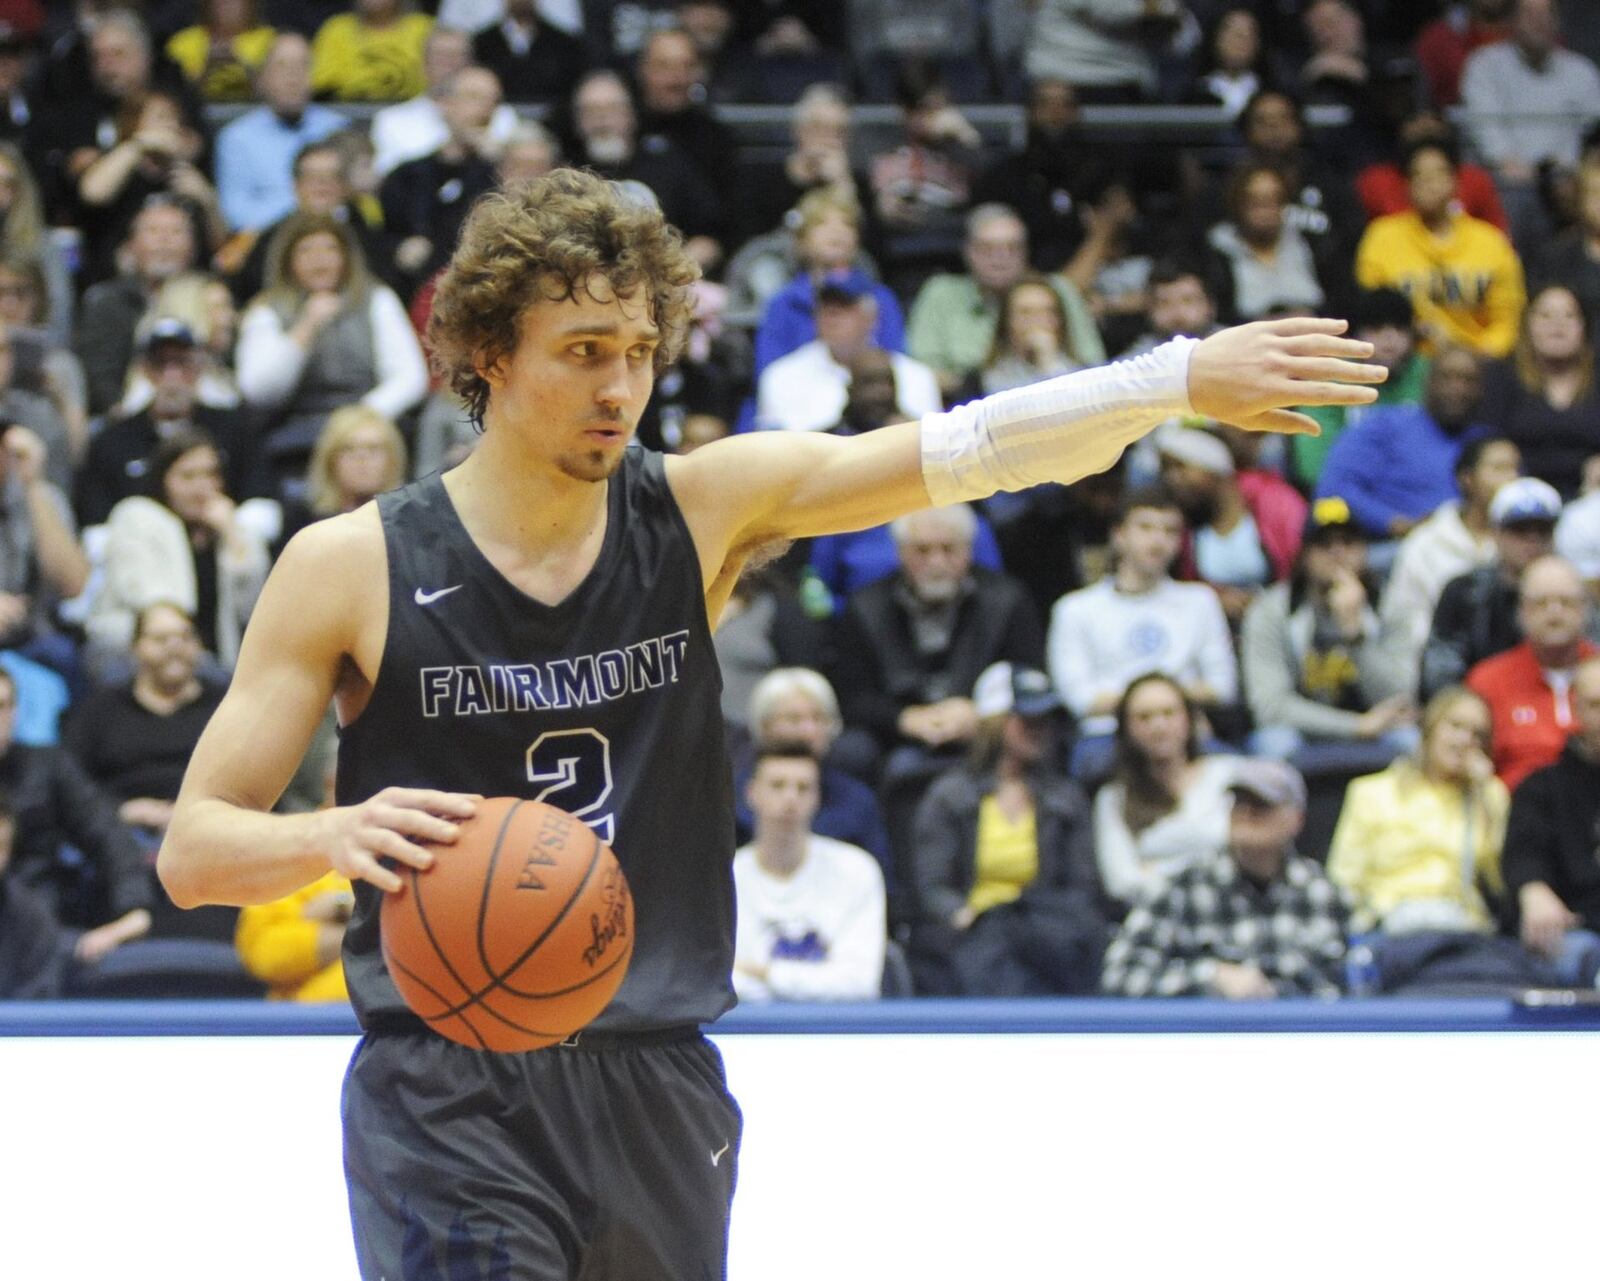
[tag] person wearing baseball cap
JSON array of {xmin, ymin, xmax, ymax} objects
[
  {"xmin": 909, "ymin": 660, "xmax": 1107, "ymax": 997},
  {"xmin": 1379, "ymin": 435, "xmax": 1522, "ymax": 681},
  {"xmin": 1241, "ymin": 493, "xmax": 1419, "ymax": 776},
  {"xmin": 1103, "ymin": 756, "xmax": 1353, "ymax": 998},
  {"xmin": 1420, "ymin": 474, "xmax": 1564, "ymax": 699}
]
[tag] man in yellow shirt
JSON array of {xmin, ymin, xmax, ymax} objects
[{"xmin": 1355, "ymin": 139, "xmax": 1526, "ymax": 357}]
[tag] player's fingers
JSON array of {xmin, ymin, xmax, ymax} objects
[
  {"xmin": 348, "ymin": 850, "xmax": 405, "ymax": 894},
  {"xmin": 1278, "ymin": 333, "xmax": 1377, "ymax": 361},
  {"xmin": 379, "ymin": 787, "xmax": 480, "ymax": 818},
  {"xmin": 1253, "ymin": 315, "xmax": 1350, "ymax": 338},
  {"xmin": 366, "ymin": 827, "xmax": 437, "ymax": 872},
  {"xmin": 1278, "ymin": 357, "xmax": 1389, "ymax": 385},
  {"xmin": 1231, "ymin": 408, "xmax": 1322, "ymax": 436},
  {"xmin": 1286, "ymin": 380, "xmax": 1380, "ymax": 406},
  {"xmin": 374, "ymin": 802, "xmax": 464, "ymax": 845}
]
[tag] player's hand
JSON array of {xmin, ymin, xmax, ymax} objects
[
  {"xmin": 320, "ymin": 787, "xmax": 480, "ymax": 893},
  {"xmin": 1188, "ymin": 318, "xmax": 1387, "ymax": 436}
]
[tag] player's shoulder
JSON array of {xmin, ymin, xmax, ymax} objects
[
  {"xmin": 661, "ymin": 434, "xmax": 770, "ymax": 512},
  {"xmin": 272, "ymin": 504, "xmax": 387, "ymax": 604}
]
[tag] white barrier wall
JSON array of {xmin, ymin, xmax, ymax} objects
[{"xmin": 3, "ymin": 1031, "xmax": 1594, "ymax": 1280}]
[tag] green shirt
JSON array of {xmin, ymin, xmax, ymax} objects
[{"xmin": 1294, "ymin": 353, "xmax": 1431, "ymax": 489}]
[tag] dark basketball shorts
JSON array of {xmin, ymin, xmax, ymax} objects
[{"xmin": 342, "ymin": 1026, "xmax": 743, "ymax": 1281}]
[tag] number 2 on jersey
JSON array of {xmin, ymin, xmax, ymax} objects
[{"xmin": 526, "ymin": 728, "xmax": 616, "ymax": 844}]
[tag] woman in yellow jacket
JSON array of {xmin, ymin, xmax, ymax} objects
[
  {"xmin": 235, "ymin": 870, "xmax": 352, "ymax": 1001},
  {"xmin": 1327, "ymin": 686, "xmax": 1507, "ymax": 934},
  {"xmin": 1355, "ymin": 139, "xmax": 1525, "ymax": 358}
]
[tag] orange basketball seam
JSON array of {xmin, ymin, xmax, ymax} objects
[
  {"xmin": 443, "ymin": 817, "xmax": 605, "ymax": 1010},
  {"xmin": 401, "ymin": 806, "xmax": 622, "ymax": 1024}
]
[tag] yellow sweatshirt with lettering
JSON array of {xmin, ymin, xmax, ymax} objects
[{"xmin": 1355, "ymin": 209, "xmax": 1525, "ymax": 357}]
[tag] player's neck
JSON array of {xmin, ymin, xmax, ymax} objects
[{"xmin": 449, "ymin": 432, "xmax": 611, "ymax": 551}]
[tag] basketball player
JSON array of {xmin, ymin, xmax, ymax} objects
[{"xmin": 157, "ymin": 169, "xmax": 1385, "ymax": 1279}]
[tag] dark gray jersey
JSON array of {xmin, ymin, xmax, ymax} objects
[{"xmin": 337, "ymin": 449, "xmax": 736, "ymax": 1034}]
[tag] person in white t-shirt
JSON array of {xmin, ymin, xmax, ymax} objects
[
  {"xmin": 732, "ymin": 744, "xmax": 887, "ymax": 1002},
  {"xmin": 1048, "ymin": 485, "xmax": 1238, "ymax": 777}
]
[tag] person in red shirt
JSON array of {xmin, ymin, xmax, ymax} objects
[
  {"xmin": 1466, "ymin": 555, "xmax": 1596, "ymax": 788},
  {"xmin": 1415, "ymin": 0, "xmax": 1512, "ymax": 107},
  {"xmin": 1356, "ymin": 110, "xmax": 1508, "ymax": 232}
]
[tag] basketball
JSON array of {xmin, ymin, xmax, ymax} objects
[{"xmin": 381, "ymin": 797, "xmax": 634, "ymax": 1052}]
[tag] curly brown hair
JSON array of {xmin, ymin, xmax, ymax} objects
[{"xmin": 427, "ymin": 168, "xmax": 701, "ymax": 426}]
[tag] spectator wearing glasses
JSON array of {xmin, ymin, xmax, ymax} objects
[{"xmin": 1466, "ymin": 554, "xmax": 1597, "ymax": 789}]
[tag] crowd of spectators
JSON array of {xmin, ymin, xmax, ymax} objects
[{"xmin": 4, "ymin": 0, "xmax": 1600, "ymax": 1006}]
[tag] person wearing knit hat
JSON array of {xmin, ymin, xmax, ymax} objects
[{"xmin": 1157, "ymin": 418, "xmax": 1297, "ymax": 624}]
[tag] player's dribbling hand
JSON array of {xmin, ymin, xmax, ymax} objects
[
  {"xmin": 1188, "ymin": 317, "xmax": 1388, "ymax": 436},
  {"xmin": 320, "ymin": 787, "xmax": 480, "ymax": 893}
]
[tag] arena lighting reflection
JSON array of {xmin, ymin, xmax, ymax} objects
[{"xmin": 4, "ymin": 999, "xmax": 1597, "ymax": 1280}]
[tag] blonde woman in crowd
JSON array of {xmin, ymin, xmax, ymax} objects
[
  {"xmin": 1326, "ymin": 686, "xmax": 1507, "ymax": 935},
  {"xmin": 277, "ymin": 404, "xmax": 408, "ymax": 550},
  {"xmin": 236, "ymin": 211, "xmax": 425, "ymax": 497}
]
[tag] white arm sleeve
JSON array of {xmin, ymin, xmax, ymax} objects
[{"xmin": 920, "ymin": 337, "xmax": 1197, "ymax": 507}]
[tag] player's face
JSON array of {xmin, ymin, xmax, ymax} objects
[
  {"xmin": 488, "ymin": 277, "xmax": 660, "ymax": 483},
  {"xmin": 746, "ymin": 757, "xmax": 821, "ymax": 830}
]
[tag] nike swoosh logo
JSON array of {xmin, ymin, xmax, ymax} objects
[
  {"xmin": 414, "ymin": 585, "xmax": 463, "ymax": 606},
  {"xmin": 710, "ymin": 1141, "xmax": 730, "ymax": 1167}
]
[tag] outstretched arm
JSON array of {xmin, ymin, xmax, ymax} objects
[{"xmin": 669, "ymin": 319, "xmax": 1385, "ymax": 575}]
